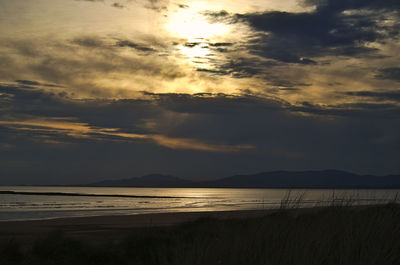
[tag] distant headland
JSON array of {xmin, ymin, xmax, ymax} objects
[{"xmin": 83, "ymin": 170, "xmax": 400, "ymax": 189}]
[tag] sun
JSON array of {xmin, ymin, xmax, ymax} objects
[
  {"xmin": 165, "ymin": 7, "xmax": 231, "ymax": 68},
  {"xmin": 178, "ymin": 38, "xmax": 210, "ymax": 64},
  {"xmin": 165, "ymin": 8, "xmax": 229, "ymax": 40}
]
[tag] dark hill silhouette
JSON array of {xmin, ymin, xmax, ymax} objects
[
  {"xmin": 206, "ymin": 170, "xmax": 400, "ymax": 188},
  {"xmin": 88, "ymin": 170, "xmax": 400, "ymax": 189}
]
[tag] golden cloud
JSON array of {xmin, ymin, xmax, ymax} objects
[{"xmin": 0, "ymin": 118, "xmax": 254, "ymax": 153}]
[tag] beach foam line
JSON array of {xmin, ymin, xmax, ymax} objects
[{"xmin": 0, "ymin": 190, "xmax": 193, "ymax": 199}]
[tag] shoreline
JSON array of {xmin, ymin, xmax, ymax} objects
[
  {"xmin": 4, "ymin": 185, "xmax": 400, "ymax": 190},
  {"xmin": 0, "ymin": 190, "xmax": 191, "ymax": 199}
]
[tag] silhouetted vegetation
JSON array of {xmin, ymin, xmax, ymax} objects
[{"xmin": 2, "ymin": 204, "xmax": 400, "ymax": 265}]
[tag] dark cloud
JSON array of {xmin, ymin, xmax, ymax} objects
[
  {"xmin": 196, "ymin": 56, "xmax": 312, "ymax": 89},
  {"xmin": 177, "ymin": 4, "xmax": 189, "ymax": 9},
  {"xmin": 236, "ymin": 10, "xmax": 383, "ymax": 61},
  {"xmin": 150, "ymin": 92, "xmax": 400, "ymax": 119},
  {"xmin": 298, "ymin": 58, "xmax": 317, "ymax": 65},
  {"xmin": 214, "ymin": 48, "xmax": 229, "ymax": 53},
  {"xmin": 291, "ymin": 101, "xmax": 400, "ymax": 119},
  {"xmin": 116, "ymin": 40, "xmax": 156, "ymax": 52},
  {"xmin": 184, "ymin": 42, "xmax": 201, "ymax": 48},
  {"xmin": 112, "ymin": 2, "xmax": 124, "ymax": 8},
  {"xmin": 72, "ymin": 36, "xmax": 106, "ymax": 48},
  {"xmin": 302, "ymin": 0, "xmax": 400, "ymax": 12},
  {"xmin": 0, "ymin": 82, "xmax": 154, "ymax": 131},
  {"xmin": 278, "ymin": 87, "xmax": 301, "ymax": 91},
  {"xmin": 202, "ymin": 10, "xmax": 230, "ymax": 22},
  {"xmin": 207, "ymin": 43, "xmax": 234, "ymax": 53},
  {"xmin": 216, "ymin": 57, "xmax": 276, "ymax": 78},
  {"xmin": 15, "ymin": 80, "xmax": 41, "ymax": 86},
  {"xmin": 183, "ymin": 42, "xmax": 233, "ymax": 53},
  {"xmin": 74, "ymin": 0, "xmax": 104, "ymax": 2},
  {"xmin": 204, "ymin": 1, "xmax": 399, "ymax": 64},
  {"xmin": 15, "ymin": 80, "xmax": 60, "ymax": 88},
  {"xmin": 1, "ymin": 82, "xmax": 400, "ymax": 184},
  {"xmin": 144, "ymin": 0, "xmax": 168, "ymax": 12},
  {"xmin": 209, "ymin": 42, "xmax": 233, "ymax": 47},
  {"xmin": 196, "ymin": 68, "xmax": 228, "ymax": 76},
  {"xmin": 376, "ymin": 67, "xmax": 400, "ymax": 82},
  {"xmin": 2, "ymin": 81, "xmax": 399, "ymax": 131},
  {"xmin": 344, "ymin": 91, "xmax": 400, "ymax": 102}
]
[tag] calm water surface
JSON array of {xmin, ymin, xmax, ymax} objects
[{"xmin": 0, "ymin": 186, "xmax": 399, "ymax": 221}]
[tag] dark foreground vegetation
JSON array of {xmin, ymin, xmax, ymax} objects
[{"xmin": 2, "ymin": 204, "xmax": 400, "ymax": 265}]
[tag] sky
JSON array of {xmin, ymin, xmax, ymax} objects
[{"xmin": 0, "ymin": 0, "xmax": 399, "ymax": 185}]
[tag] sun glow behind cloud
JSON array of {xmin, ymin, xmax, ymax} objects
[
  {"xmin": 179, "ymin": 39, "xmax": 211, "ymax": 65},
  {"xmin": 165, "ymin": 5, "xmax": 230, "ymax": 40},
  {"xmin": 164, "ymin": 5, "xmax": 234, "ymax": 73},
  {"xmin": 0, "ymin": 0, "xmax": 309, "ymax": 100}
]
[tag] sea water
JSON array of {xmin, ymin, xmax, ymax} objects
[{"xmin": 0, "ymin": 186, "xmax": 399, "ymax": 221}]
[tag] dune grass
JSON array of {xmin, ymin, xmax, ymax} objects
[{"xmin": 1, "ymin": 203, "xmax": 400, "ymax": 265}]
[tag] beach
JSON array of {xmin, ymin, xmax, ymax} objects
[
  {"xmin": 2, "ymin": 204, "xmax": 400, "ymax": 265},
  {"xmin": 0, "ymin": 209, "xmax": 273, "ymax": 243}
]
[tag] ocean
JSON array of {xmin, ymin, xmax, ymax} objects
[{"xmin": 1, "ymin": 186, "xmax": 399, "ymax": 221}]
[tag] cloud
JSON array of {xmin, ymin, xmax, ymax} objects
[
  {"xmin": 71, "ymin": 36, "xmax": 106, "ymax": 48},
  {"xmin": 177, "ymin": 3, "xmax": 189, "ymax": 9},
  {"xmin": 192, "ymin": 0, "xmax": 400, "ymax": 107},
  {"xmin": 0, "ymin": 118, "xmax": 253, "ymax": 153},
  {"xmin": 117, "ymin": 132, "xmax": 254, "ymax": 152},
  {"xmin": 376, "ymin": 67, "xmax": 400, "ymax": 82},
  {"xmin": 144, "ymin": 0, "xmax": 168, "ymax": 12},
  {"xmin": 112, "ymin": 2, "xmax": 125, "ymax": 8},
  {"xmin": 0, "ymin": 36, "xmax": 186, "ymax": 98},
  {"xmin": 0, "ymin": 82, "xmax": 256, "ymax": 152},
  {"xmin": 15, "ymin": 80, "xmax": 41, "ymax": 86},
  {"xmin": 344, "ymin": 91, "xmax": 400, "ymax": 102},
  {"xmin": 204, "ymin": 1, "xmax": 399, "ymax": 64},
  {"xmin": 116, "ymin": 40, "xmax": 156, "ymax": 52},
  {"xmin": 302, "ymin": 0, "xmax": 400, "ymax": 11},
  {"xmin": 291, "ymin": 101, "xmax": 400, "ymax": 119},
  {"xmin": 1, "ymin": 82, "xmax": 400, "ymax": 183},
  {"xmin": 209, "ymin": 42, "xmax": 233, "ymax": 47}
]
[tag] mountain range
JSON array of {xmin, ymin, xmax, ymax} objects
[{"xmin": 88, "ymin": 170, "xmax": 400, "ymax": 189}]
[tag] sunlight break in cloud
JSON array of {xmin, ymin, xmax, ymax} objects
[{"xmin": 0, "ymin": 118, "xmax": 254, "ymax": 153}]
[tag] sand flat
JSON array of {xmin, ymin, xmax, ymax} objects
[{"xmin": 0, "ymin": 210, "xmax": 274, "ymax": 243}]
